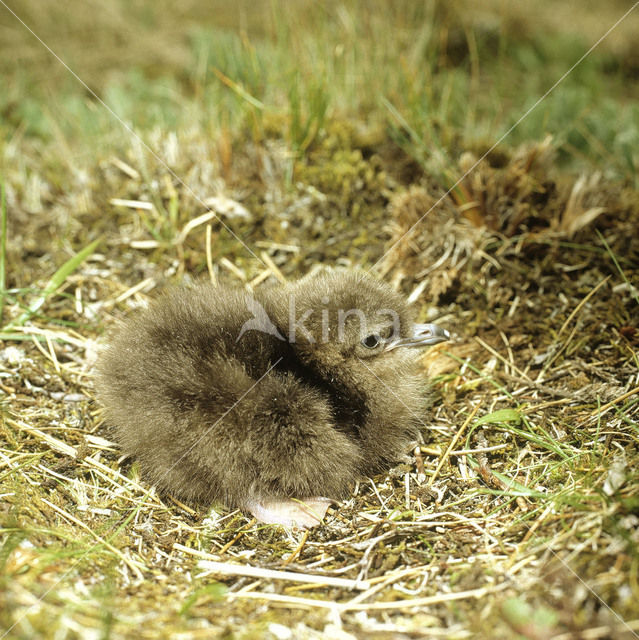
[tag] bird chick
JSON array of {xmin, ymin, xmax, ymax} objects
[{"xmin": 95, "ymin": 270, "xmax": 449, "ymax": 528}]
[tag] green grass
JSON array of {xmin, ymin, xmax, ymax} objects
[{"xmin": 3, "ymin": 2, "xmax": 638, "ymax": 179}]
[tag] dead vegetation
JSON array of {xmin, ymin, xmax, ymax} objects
[{"xmin": 1, "ymin": 129, "xmax": 638, "ymax": 639}]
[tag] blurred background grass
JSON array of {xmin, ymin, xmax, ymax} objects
[{"xmin": 2, "ymin": 0, "xmax": 638, "ymax": 180}]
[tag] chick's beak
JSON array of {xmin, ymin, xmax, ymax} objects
[{"xmin": 385, "ymin": 323, "xmax": 450, "ymax": 350}]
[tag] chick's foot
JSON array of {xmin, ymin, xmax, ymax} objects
[{"xmin": 246, "ymin": 496, "xmax": 334, "ymax": 528}]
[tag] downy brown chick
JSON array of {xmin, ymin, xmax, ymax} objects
[{"xmin": 95, "ymin": 270, "xmax": 449, "ymax": 527}]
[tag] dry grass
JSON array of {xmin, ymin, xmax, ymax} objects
[
  {"xmin": 2, "ymin": 1, "xmax": 639, "ymax": 638},
  {"xmin": 1, "ymin": 131, "xmax": 638, "ymax": 638}
]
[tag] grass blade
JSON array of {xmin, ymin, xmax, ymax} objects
[
  {"xmin": 9, "ymin": 237, "xmax": 101, "ymax": 328},
  {"xmin": 597, "ymin": 228, "xmax": 639, "ymax": 305},
  {"xmin": 475, "ymin": 409, "xmax": 522, "ymax": 426}
]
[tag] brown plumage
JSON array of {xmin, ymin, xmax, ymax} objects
[{"xmin": 95, "ymin": 270, "xmax": 448, "ymax": 527}]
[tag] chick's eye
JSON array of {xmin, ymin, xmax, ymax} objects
[{"xmin": 361, "ymin": 334, "xmax": 381, "ymax": 349}]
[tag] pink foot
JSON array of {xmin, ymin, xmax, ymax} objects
[{"xmin": 245, "ymin": 497, "xmax": 334, "ymax": 528}]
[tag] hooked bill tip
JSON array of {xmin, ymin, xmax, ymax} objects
[
  {"xmin": 413, "ymin": 323, "xmax": 450, "ymax": 345},
  {"xmin": 385, "ymin": 323, "xmax": 450, "ymax": 350}
]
